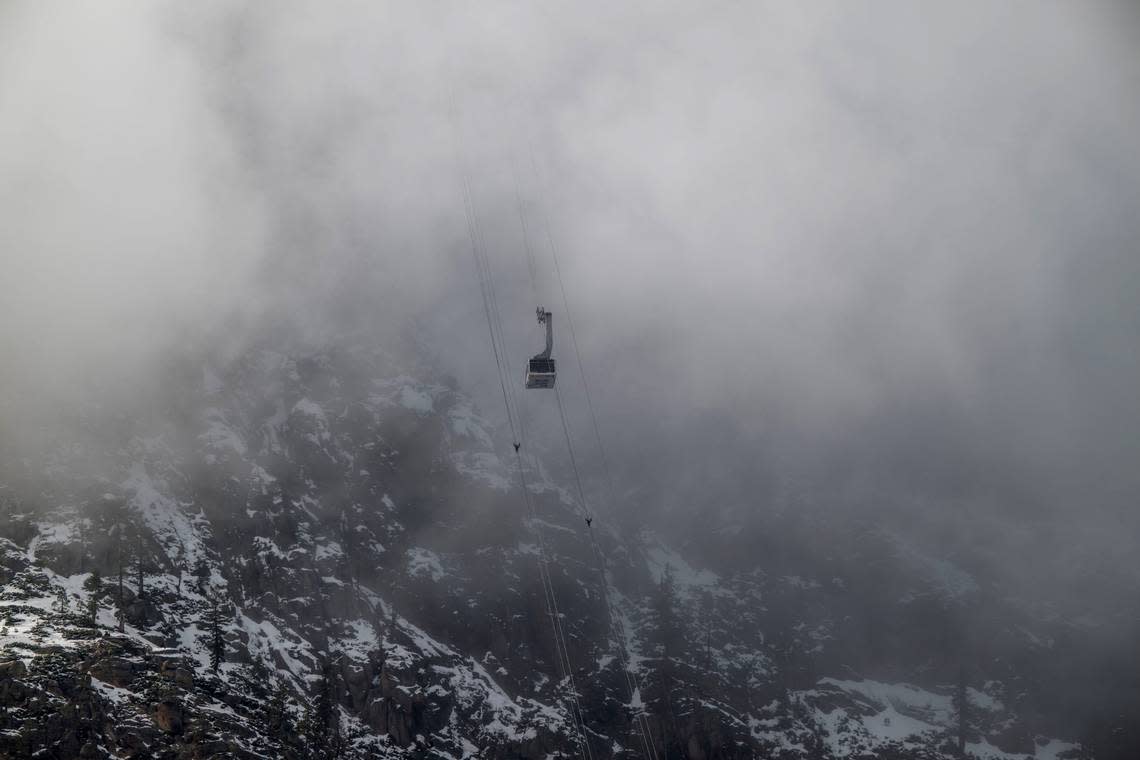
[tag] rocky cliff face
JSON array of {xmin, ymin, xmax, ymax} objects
[{"xmin": 0, "ymin": 339, "xmax": 1097, "ymax": 758}]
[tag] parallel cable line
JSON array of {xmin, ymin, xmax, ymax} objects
[
  {"xmin": 514, "ymin": 155, "xmax": 660, "ymax": 760},
  {"xmin": 448, "ymin": 92, "xmax": 592, "ymax": 760}
]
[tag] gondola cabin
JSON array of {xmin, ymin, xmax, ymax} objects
[
  {"xmin": 526, "ymin": 358, "xmax": 557, "ymax": 389},
  {"xmin": 526, "ymin": 307, "xmax": 556, "ymax": 389}
]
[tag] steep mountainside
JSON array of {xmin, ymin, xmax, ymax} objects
[{"xmin": 0, "ymin": 340, "xmax": 1095, "ymax": 759}]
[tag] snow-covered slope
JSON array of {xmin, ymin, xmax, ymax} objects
[{"xmin": 0, "ymin": 339, "xmax": 1091, "ymax": 759}]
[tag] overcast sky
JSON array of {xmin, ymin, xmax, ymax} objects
[{"xmin": 3, "ymin": 2, "xmax": 1139, "ymax": 571}]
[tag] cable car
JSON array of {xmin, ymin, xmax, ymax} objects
[{"xmin": 525, "ymin": 307, "xmax": 556, "ymax": 389}]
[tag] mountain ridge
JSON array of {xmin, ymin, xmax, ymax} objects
[{"xmin": 0, "ymin": 338, "xmax": 1096, "ymax": 758}]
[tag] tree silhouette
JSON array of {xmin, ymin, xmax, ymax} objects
[
  {"xmin": 264, "ymin": 677, "xmax": 296, "ymax": 745},
  {"xmin": 83, "ymin": 570, "xmax": 103, "ymax": 627},
  {"xmin": 300, "ymin": 659, "xmax": 346, "ymax": 759},
  {"xmin": 207, "ymin": 591, "xmax": 225, "ymax": 672}
]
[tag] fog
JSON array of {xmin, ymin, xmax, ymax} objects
[{"xmin": 3, "ymin": 1, "xmax": 1140, "ymax": 593}]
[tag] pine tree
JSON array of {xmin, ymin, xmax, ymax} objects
[
  {"xmin": 648, "ymin": 564, "xmax": 684, "ymax": 756},
  {"xmin": 207, "ymin": 592, "xmax": 225, "ymax": 672},
  {"xmin": 84, "ymin": 569, "xmax": 103, "ymax": 628},
  {"xmin": 772, "ymin": 624, "xmax": 795, "ymax": 711},
  {"xmin": 951, "ymin": 662, "xmax": 970, "ymax": 758},
  {"xmin": 51, "ymin": 587, "xmax": 70, "ymax": 617},
  {"xmin": 948, "ymin": 615, "xmax": 976, "ymax": 758},
  {"xmin": 300, "ymin": 685, "xmax": 331, "ymax": 757},
  {"xmin": 83, "ymin": 569, "xmax": 103, "ymax": 595},
  {"xmin": 116, "ymin": 523, "xmax": 126, "ymax": 633},
  {"xmin": 246, "ymin": 657, "xmax": 271, "ymax": 700},
  {"xmin": 134, "ymin": 532, "xmax": 146, "ymax": 599},
  {"xmin": 194, "ymin": 558, "xmax": 211, "ymax": 595},
  {"xmin": 300, "ymin": 660, "xmax": 343, "ymax": 760},
  {"xmin": 699, "ymin": 589, "xmax": 715, "ymax": 678},
  {"xmin": 86, "ymin": 595, "xmax": 99, "ymax": 628},
  {"xmin": 264, "ymin": 678, "xmax": 295, "ymax": 745},
  {"xmin": 76, "ymin": 517, "xmax": 89, "ymax": 573},
  {"xmin": 653, "ymin": 564, "xmax": 682, "ymax": 662}
]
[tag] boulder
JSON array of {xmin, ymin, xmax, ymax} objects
[
  {"xmin": 153, "ymin": 699, "xmax": 184, "ymax": 734},
  {"xmin": 0, "ymin": 659, "xmax": 27, "ymax": 679},
  {"xmin": 158, "ymin": 659, "xmax": 195, "ymax": 689},
  {"xmin": 86, "ymin": 657, "xmax": 140, "ymax": 688}
]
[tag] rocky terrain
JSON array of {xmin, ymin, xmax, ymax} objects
[{"xmin": 0, "ymin": 338, "xmax": 1115, "ymax": 759}]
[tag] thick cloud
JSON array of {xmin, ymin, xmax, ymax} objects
[
  {"xmin": 3, "ymin": 1, "xmax": 1139, "ymax": 580},
  {"xmin": 0, "ymin": 1, "xmax": 266, "ymax": 418}
]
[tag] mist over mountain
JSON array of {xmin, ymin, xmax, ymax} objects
[{"xmin": 2, "ymin": 2, "xmax": 1139, "ymax": 759}]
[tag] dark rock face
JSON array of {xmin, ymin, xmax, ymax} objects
[
  {"xmin": 0, "ymin": 660, "xmax": 26, "ymax": 679},
  {"xmin": 0, "ymin": 340, "xmax": 1105, "ymax": 758},
  {"xmin": 87, "ymin": 657, "xmax": 141, "ymax": 689},
  {"xmin": 153, "ymin": 700, "xmax": 184, "ymax": 734}
]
